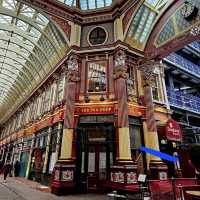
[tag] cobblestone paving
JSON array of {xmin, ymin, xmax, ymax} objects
[{"xmin": 0, "ymin": 177, "xmax": 109, "ymax": 200}]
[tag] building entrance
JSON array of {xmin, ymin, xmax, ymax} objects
[{"xmin": 76, "ymin": 124, "xmax": 115, "ymax": 192}]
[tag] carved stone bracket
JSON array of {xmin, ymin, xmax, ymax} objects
[
  {"xmin": 66, "ymin": 54, "xmax": 80, "ymax": 82},
  {"xmin": 137, "ymin": 59, "xmax": 160, "ymax": 86},
  {"xmin": 113, "ymin": 66, "xmax": 128, "ymax": 80},
  {"xmin": 66, "ymin": 71, "xmax": 80, "ymax": 82},
  {"xmin": 113, "ymin": 49, "xmax": 128, "ymax": 80}
]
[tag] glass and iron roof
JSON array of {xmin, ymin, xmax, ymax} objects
[
  {"xmin": 0, "ymin": 0, "xmax": 68, "ymax": 123},
  {"xmin": 57, "ymin": 0, "xmax": 113, "ymax": 10},
  {"xmin": 126, "ymin": 0, "xmax": 174, "ymax": 50}
]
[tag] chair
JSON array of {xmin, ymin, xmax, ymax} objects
[
  {"xmin": 148, "ymin": 179, "xmax": 174, "ymax": 200},
  {"xmin": 173, "ymin": 178, "xmax": 198, "ymax": 200}
]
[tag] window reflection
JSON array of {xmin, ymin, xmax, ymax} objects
[
  {"xmin": 152, "ymin": 75, "xmax": 160, "ymax": 101},
  {"xmin": 88, "ymin": 62, "xmax": 106, "ymax": 93}
]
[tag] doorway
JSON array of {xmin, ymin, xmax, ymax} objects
[{"xmin": 76, "ymin": 124, "xmax": 115, "ymax": 192}]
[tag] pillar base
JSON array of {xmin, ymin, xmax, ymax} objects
[
  {"xmin": 106, "ymin": 160, "xmax": 140, "ymax": 193},
  {"xmin": 149, "ymin": 160, "xmax": 168, "ymax": 180},
  {"xmin": 51, "ymin": 159, "xmax": 76, "ymax": 195}
]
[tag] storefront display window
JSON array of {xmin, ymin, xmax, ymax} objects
[{"xmin": 87, "ymin": 62, "xmax": 107, "ymax": 93}]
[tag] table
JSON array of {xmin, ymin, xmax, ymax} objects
[{"xmin": 186, "ymin": 191, "xmax": 200, "ymax": 199}]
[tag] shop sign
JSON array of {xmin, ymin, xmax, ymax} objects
[
  {"xmin": 61, "ymin": 170, "xmax": 73, "ymax": 182},
  {"xmin": 165, "ymin": 119, "xmax": 182, "ymax": 142},
  {"xmin": 75, "ymin": 105, "xmax": 116, "ymax": 115},
  {"xmin": 127, "ymin": 172, "xmax": 137, "ymax": 184},
  {"xmin": 159, "ymin": 172, "xmax": 168, "ymax": 180},
  {"xmin": 110, "ymin": 172, "xmax": 125, "ymax": 183}
]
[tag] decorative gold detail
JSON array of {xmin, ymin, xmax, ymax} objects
[
  {"xmin": 66, "ymin": 54, "xmax": 80, "ymax": 82},
  {"xmin": 138, "ymin": 60, "xmax": 161, "ymax": 86},
  {"xmin": 66, "ymin": 71, "xmax": 80, "ymax": 82},
  {"xmin": 113, "ymin": 66, "xmax": 128, "ymax": 80},
  {"xmin": 67, "ymin": 55, "xmax": 79, "ymax": 71},
  {"xmin": 113, "ymin": 49, "xmax": 128, "ymax": 79},
  {"xmin": 115, "ymin": 49, "xmax": 126, "ymax": 68}
]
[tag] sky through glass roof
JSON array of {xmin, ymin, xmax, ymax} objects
[{"xmin": 0, "ymin": 0, "xmax": 68, "ymax": 123}]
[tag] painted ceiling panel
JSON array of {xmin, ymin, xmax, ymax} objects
[{"xmin": 0, "ymin": 0, "xmax": 69, "ymax": 123}]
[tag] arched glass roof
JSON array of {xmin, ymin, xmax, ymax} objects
[
  {"xmin": 57, "ymin": 0, "xmax": 113, "ymax": 10},
  {"xmin": 0, "ymin": 0, "xmax": 68, "ymax": 123},
  {"xmin": 125, "ymin": 0, "xmax": 174, "ymax": 50}
]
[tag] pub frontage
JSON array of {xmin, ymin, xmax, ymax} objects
[{"xmin": 0, "ymin": 0, "xmax": 199, "ymax": 197}]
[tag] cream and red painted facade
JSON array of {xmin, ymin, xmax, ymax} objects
[{"xmin": 0, "ymin": 0, "xmax": 199, "ymax": 194}]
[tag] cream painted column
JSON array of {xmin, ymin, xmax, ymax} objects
[
  {"xmin": 59, "ymin": 54, "xmax": 80, "ymax": 162},
  {"xmin": 10, "ymin": 142, "xmax": 16, "ymax": 164},
  {"xmin": 18, "ymin": 138, "xmax": 23, "ymax": 162},
  {"xmin": 138, "ymin": 60, "xmax": 168, "ymax": 177},
  {"xmin": 25, "ymin": 135, "xmax": 36, "ymax": 178},
  {"xmin": 4, "ymin": 144, "xmax": 9, "ymax": 163},
  {"xmin": 60, "ymin": 129, "xmax": 73, "ymax": 160},
  {"xmin": 114, "ymin": 16, "xmax": 124, "ymax": 41},
  {"xmin": 70, "ymin": 22, "xmax": 81, "ymax": 46},
  {"xmin": 42, "ymin": 126, "xmax": 52, "ymax": 173},
  {"xmin": 114, "ymin": 49, "xmax": 132, "ymax": 162},
  {"xmin": 55, "ymin": 122, "xmax": 63, "ymax": 162},
  {"xmin": 160, "ymin": 63, "xmax": 170, "ymax": 110},
  {"xmin": 118, "ymin": 128, "xmax": 132, "ymax": 161},
  {"xmin": 1, "ymin": 147, "xmax": 5, "ymax": 161}
]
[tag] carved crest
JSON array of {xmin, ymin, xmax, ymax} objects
[
  {"xmin": 115, "ymin": 49, "xmax": 126, "ymax": 68},
  {"xmin": 67, "ymin": 55, "xmax": 79, "ymax": 71},
  {"xmin": 138, "ymin": 60, "xmax": 160, "ymax": 86},
  {"xmin": 113, "ymin": 49, "xmax": 128, "ymax": 79}
]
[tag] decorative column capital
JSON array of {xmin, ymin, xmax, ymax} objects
[
  {"xmin": 113, "ymin": 49, "xmax": 128, "ymax": 80},
  {"xmin": 66, "ymin": 54, "xmax": 80, "ymax": 82},
  {"xmin": 137, "ymin": 59, "xmax": 161, "ymax": 86}
]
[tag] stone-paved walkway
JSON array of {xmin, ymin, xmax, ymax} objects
[{"xmin": 0, "ymin": 176, "xmax": 109, "ymax": 200}]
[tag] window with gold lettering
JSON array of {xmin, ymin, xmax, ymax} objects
[{"xmin": 87, "ymin": 62, "xmax": 106, "ymax": 93}]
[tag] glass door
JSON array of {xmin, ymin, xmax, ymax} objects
[{"xmin": 87, "ymin": 144, "xmax": 108, "ymax": 191}]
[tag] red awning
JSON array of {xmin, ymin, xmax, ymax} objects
[{"xmin": 158, "ymin": 119, "xmax": 182, "ymax": 142}]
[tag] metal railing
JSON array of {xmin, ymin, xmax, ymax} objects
[
  {"xmin": 189, "ymin": 41, "xmax": 200, "ymax": 53},
  {"xmin": 167, "ymin": 90, "xmax": 200, "ymax": 114},
  {"xmin": 165, "ymin": 53, "xmax": 200, "ymax": 78}
]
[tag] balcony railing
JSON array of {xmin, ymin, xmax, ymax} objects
[
  {"xmin": 189, "ymin": 41, "xmax": 200, "ymax": 53},
  {"xmin": 167, "ymin": 90, "xmax": 200, "ymax": 114},
  {"xmin": 165, "ymin": 53, "xmax": 200, "ymax": 78}
]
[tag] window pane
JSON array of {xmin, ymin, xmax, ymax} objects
[{"xmin": 88, "ymin": 62, "xmax": 106, "ymax": 92}]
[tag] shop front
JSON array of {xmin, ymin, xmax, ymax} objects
[
  {"xmin": 76, "ymin": 115, "xmax": 115, "ymax": 192},
  {"xmin": 158, "ymin": 119, "xmax": 183, "ymax": 177},
  {"xmin": 19, "ymin": 136, "xmax": 32, "ymax": 177},
  {"xmin": 29, "ymin": 128, "xmax": 48, "ymax": 183}
]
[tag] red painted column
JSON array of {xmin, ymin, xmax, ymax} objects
[{"xmin": 51, "ymin": 54, "xmax": 80, "ymax": 195}]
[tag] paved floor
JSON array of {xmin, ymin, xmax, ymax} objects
[{"xmin": 0, "ymin": 177, "xmax": 109, "ymax": 200}]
